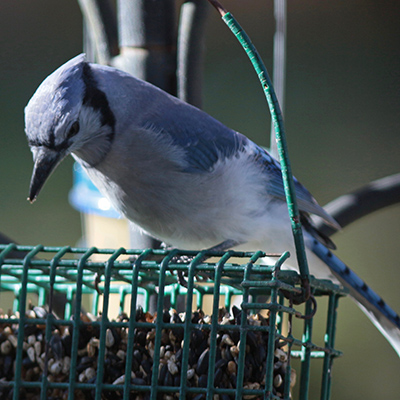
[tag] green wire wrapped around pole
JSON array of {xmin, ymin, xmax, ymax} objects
[{"xmin": 210, "ymin": 3, "xmax": 310, "ymax": 290}]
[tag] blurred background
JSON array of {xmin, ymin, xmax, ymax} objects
[{"xmin": 1, "ymin": 0, "xmax": 399, "ymax": 398}]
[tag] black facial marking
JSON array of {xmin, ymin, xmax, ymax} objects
[
  {"xmin": 30, "ymin": 122, "xmax": 56, "ymax": 150},
  {"xmin": 28, "ymin": 138, "xmax": 42, "ymax": 147},
  {"xmin": 48, "ymin": 125, "xmax": 56, "ymax": 148},
  {"xmin": 68, "ymin": 121, "xmax": 80, "ymax": 139},
  {"xmin": 82, "ymin": 63, "xmax": 116, "ymax": 133},
  {"xmin": 28, "ymin": 127, "xmax": 70, "ymax": 153}
]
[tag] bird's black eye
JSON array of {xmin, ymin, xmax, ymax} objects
[{"xmin": 68, "ymin": 121, "xmax": 80, "ymax": 139}]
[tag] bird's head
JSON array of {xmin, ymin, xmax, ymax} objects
[{"xmin": 25, "ymin": 54, "xmax": 116, "ymax": 202}]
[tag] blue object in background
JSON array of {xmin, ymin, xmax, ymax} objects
[
  {"xmin": 69, "ymin": 163, "xmax": 161, "ymax": 250},
  {"xmin": 69, "ymin": 163, "xmax": 121, "ymax": 219}
]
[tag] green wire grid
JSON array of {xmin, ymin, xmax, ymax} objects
[{"xmin": 0, "ymin": 244, "xmax": 346, "ymax": 400}]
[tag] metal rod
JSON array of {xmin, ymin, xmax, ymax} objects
[
  {"xmin": 123, "ymin": 249, "xmax": 152, "ymax": 399},
  {"xmin": 114, "ymin": 0, "xmax": 176, "ymax": 94},
  {"xmin": 150, "ymin": 250, "xmax": 179, "ymax": 399},
  {"xmin": 208, "ymin": 1, "xmax": 311, "ymax": 290},
  {"xmin": 179, "ymin": 252, "xmax": 206, "ymax": 398},
  {"xmin": 298, "ymin": 298, "xmax": 314, "ymax": 400},
  {"xmin": 67, "ymin": 247, "xmax": 98, "ymax": 400},
  {"xmin": 95, "ymin": 248, "xmax": 126, "ymax": 400},
  {"xmin": 13, "ymin": 246, "xmax": 43, "ymax": 400},
  {"xmin": 77, "ymin": 0, "xmax": 118, "ymax": 63},
  {"xmin": 270, "ymin": 0, "xmax": 287, "ymax": 158},
  {"xmin": 177, "ymin": 0, "xmax": 209, "ymax": 108}
]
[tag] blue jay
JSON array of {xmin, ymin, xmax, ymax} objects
[{"xmin": 25, "ymin": 55, "xmax": 400, "ymax": 356}]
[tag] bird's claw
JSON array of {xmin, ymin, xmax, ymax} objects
[{"xmin": 94, "ymin": 272, "xmax": 102, "ymax": 295}]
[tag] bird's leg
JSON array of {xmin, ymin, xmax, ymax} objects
[
  {"xmin": 129, "ymin": 240, "xmax": 243, "ymax": 287},
  {"xmin": 94, "ymin": 272, "xmax": 102, "ymax": 294},
  {"xmin": 203, "ymin": 239, "xmax": 242, "ymax": 254},
  {"xmin": 177, "ymin": 239, "xmax": 242, "ymax": 287}
]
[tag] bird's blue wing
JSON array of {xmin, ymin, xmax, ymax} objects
[
  {"xmin": 252, "ymin": 146, "xmax": 340, "ymax": 228},
  {"xmin": 143, "ymin": 99, "xmax": 248, "ymax": 172},
  {"xmin": 142, "ymin": 92, "xmax": 338, "ymax": 228}
]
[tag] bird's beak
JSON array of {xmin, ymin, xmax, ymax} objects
[{"xmin": 28, "ymin": 147, "xmax": 65, "ymax": 203}]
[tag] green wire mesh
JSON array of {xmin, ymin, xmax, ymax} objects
[{"xmin": 0, "ymin": 244, "xmax": 346, "ymax": 400}]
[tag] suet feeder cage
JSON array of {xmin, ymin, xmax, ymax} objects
[{"xmin": 0, "ymin": 244, "xmax": 346, "ymax": 400}]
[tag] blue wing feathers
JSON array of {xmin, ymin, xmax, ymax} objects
[
  {"xmin": 252, "ymin": 146, "xmax": 340, "ymax": 228},
  {"xmin": 148, "ymin": 102, "xmax": 248, "ymax": 172},
  {"xmin": 145, "ymin": 94, "xmax": 338, "ymax": 227}
]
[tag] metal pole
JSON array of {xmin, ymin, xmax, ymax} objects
[
  {"xmin": 112, "ymin": 0, "xmax": 176, "ymax": 94},
  {"xmin": 177, "ymin": 0, "xmax": 209, "ymax": 108},
  {"xmin": 270, "ymin": 0, "xmax": 287, "ymax": 158},
  {"xmin": 78, "ymin": 0, "xmax": 118, "ymax": 63}
]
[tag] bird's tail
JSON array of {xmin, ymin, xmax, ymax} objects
[{"xmin": 307, "ymin": 236, "xmax": 400, "ymax": 357}]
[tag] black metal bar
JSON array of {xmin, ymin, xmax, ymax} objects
[
  {"xmin": 177, "ymin": 0, "xmax": 209, "ymax": 108},
  {"xmin": 114, "ymin": 0, "xmax": 177, "ymax": 94},
  {"xmin": 78, "ymin": 0, "xmax": 118, "ymax": 63}
]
